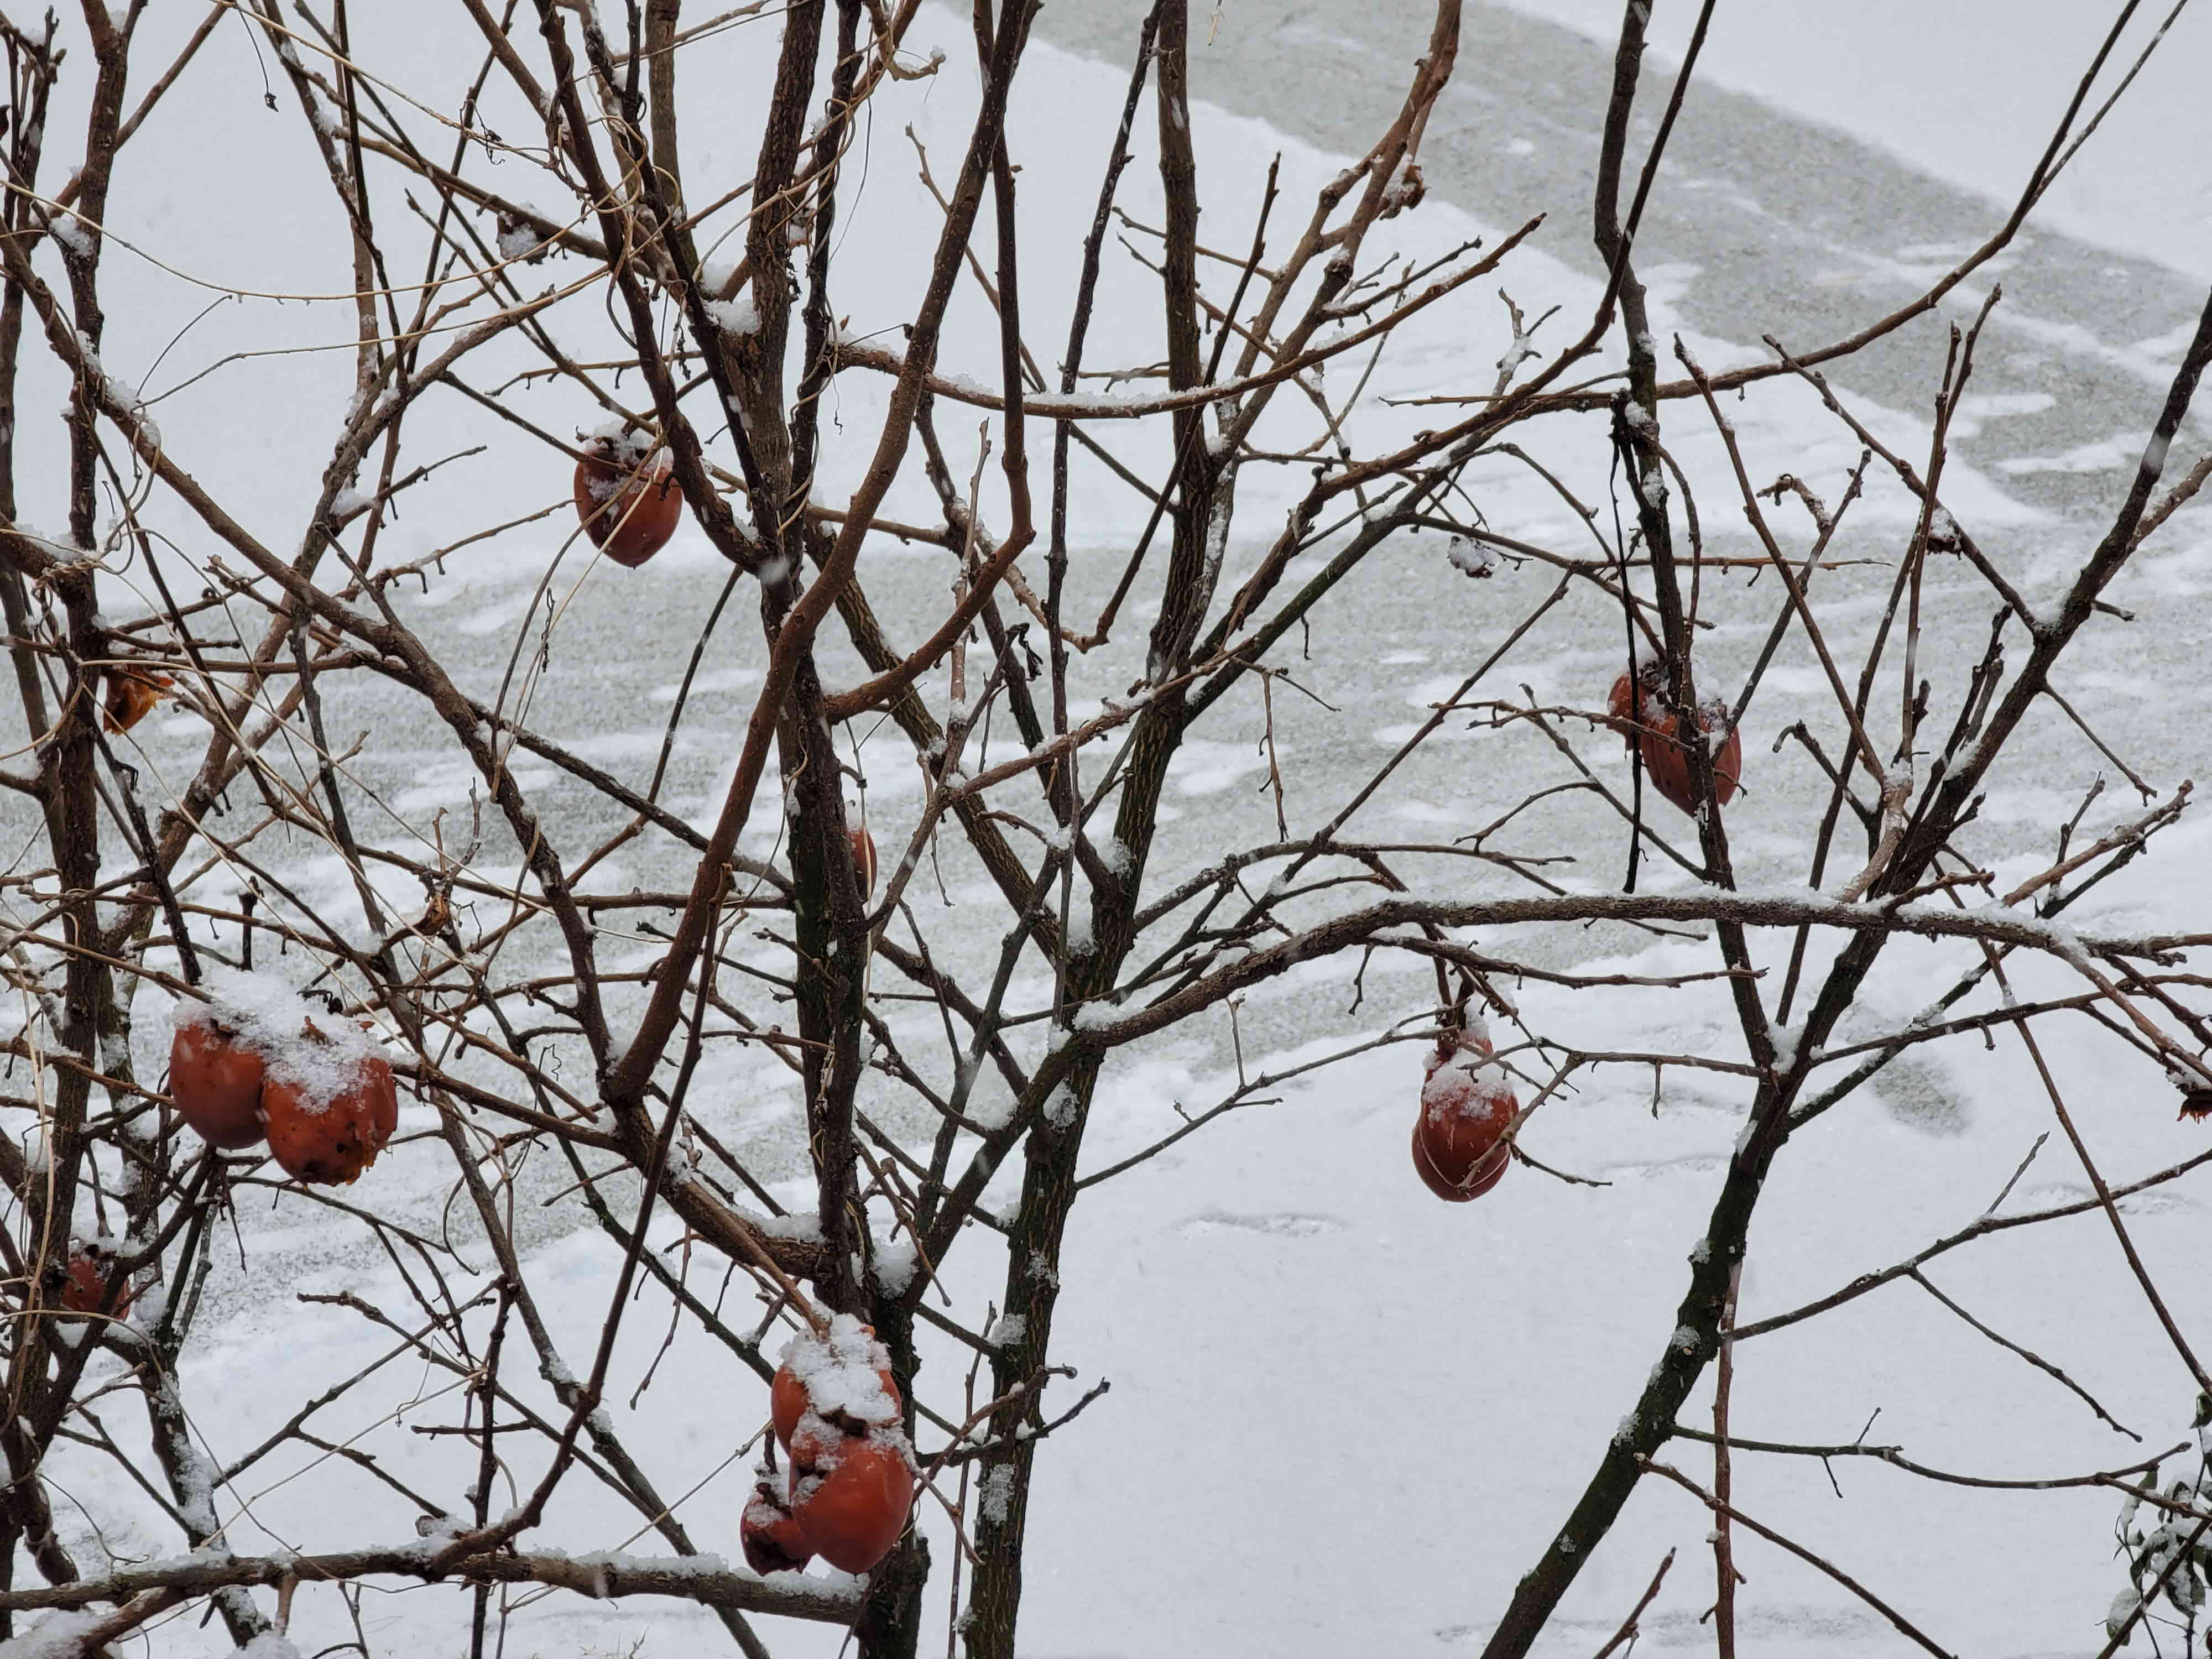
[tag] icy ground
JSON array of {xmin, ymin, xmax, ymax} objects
[{"xmin": 7, "ymin": 2, "xmax": 2212, "ymax": 1655}]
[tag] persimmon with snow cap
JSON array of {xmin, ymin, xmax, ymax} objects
[
  {"xmin": 740, "ymin": 1470, "xmax": 813, "ymax": 1574},
  {"xmin": 1423, "ymin": 1024, "xmax": 1491, "ymax": 1075},
  {"xmin": 573, "ymin": 425, "xmax": 684, "ymax": 567},
  {"xmin": 774, "ymin": 1315, "xmax": 914, "ymax": 1572},
  {"xmin": 771, "ymin": 1314, "xmax": 902, "ymax": 1448},
  {"xmin": 176, "ymin": 967, "xmax": 399, "ymax": 1182},
  {"xmin": 1413, "ymin": 1035, "xmax": 1517, "ymax": 1202},
  {"xmin": 168, "ymin": 1016, "xmax": 267, "ymax": 1150},
  {"xmin": 262, "ymin": 1024, "xmax": 399, "ymax": 1186}
]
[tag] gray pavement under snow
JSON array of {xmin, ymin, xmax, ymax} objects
[{"xmin": 1031, "ymin": 0, "xmax": 2208, "ymax": 530}]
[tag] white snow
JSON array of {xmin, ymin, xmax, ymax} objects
[
  {"xmin": 1498, "ymin": 0, "xmax": 2212, "ymax": 276},
  {"xmin": 1043, "ymin": 1083, "xmax": 1079, "ymax": 1130},
  {"xmin": 706, "ymin": 295, "xmax": 761, "ymax": 338},
  {"xmin": 979, "ymin": 1464, "xmax": 1016, "ymax": 1526},
  {"xmin": 754, "ymin": 1208, "xmax": 825, "ymax": 1244},
  {"xmin": 5, "ymin": 6, "xmax": 2205, "ymax": 1658},
  {"xmin": 177, "ymin": 965, "xmax": 385, "ymax": 1113},
  {"xmin": 497, "ymin": 213, "xmax": 546, "ymax": 262},
  {"xmin": 778, "ymin": 1314, "xmax": 900, "ymax": 1428},
  {"xmin": 0, "ymin": 1609, "xmax": 113, "ymax": 1657},
  {"xmin": 871, "ymin": 1235, "xmax": 919, "ymax": 1297},
  {"xmin": 967, "ymin": 1091, "xmax": 1015, "ymax": 1134},
  {"xmin": 1446, "ymin": 534, "xmax": 1496, "ymax": 580}
]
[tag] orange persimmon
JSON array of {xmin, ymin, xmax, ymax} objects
[
  {"xmin": 168, "ymin": 1019, "xmax": 267, "ymax": 1150},
  {"xmin": 790, "ymin": 1432, "xmax": 912, "ymax": 1574},
  {"xmin": 849, "ymin": 825, "xmax": 879, "ymax": 902},
  {"xmin": 573, "ymin": 434, "xmax": 683, "ymax": 567},
  {"xmin": 263, "ymin": 1050, "xmax": 398, "ymax": 1185},
  {"xmin": 1608, "ymin": 665, "xmax": 1741, "ymax": 816},
  {"xmin": 740, "ymin": 1472, "xmax": 814, "ymax": 1575},
  {"xmin": 1412, "ymin": 1044, "xmax": 1517, "ymax": 1203},
  {"xmin": 772, "ymin": 1318, "xmax": 901, "ymax": 1449},
  {"xmin": 103, "ymin": 669, "xmax": 172, "ymax": 734}
]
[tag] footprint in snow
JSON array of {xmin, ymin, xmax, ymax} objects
[
  {"xmin": 1600, "ymin": 1152, "xmax": 1728, "ymax": 1181},
  {"xmin": 1871, "ymin": 1052, "xmax": 1972, "ymax": 1138},
  {"xmin": 1176, "ymin": 1212, "xmax": 1344, "ymax": 1239}
]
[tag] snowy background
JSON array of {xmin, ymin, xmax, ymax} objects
[{"xmin": 4, "ymin": 1, "xmax": 2211, "ymax": 1654}]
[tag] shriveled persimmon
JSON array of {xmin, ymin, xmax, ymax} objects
[
  {"xmin": 1413, "ymin": 1042, "xmax": 1517, "ymax": 1202},
  {"xmin": 740, "ymin": 1472, "xmax": 814, "ymax": 1574},
  {"xmin": 103, "ymin": 669, "xmax": 172, "ymax": 734},
  {"xmin": 1608, "ymin": 665, "xmax": 1741, "ymax": 817},
  {"xmin": 790, "ymin": 1431, "xmax": 912, "ymax": 1574},
  {"xmin": 169, "ymin": 1018, "xmax": 268, "ymax": 1150},
  {"xmin": 55, "ymin": 1241, "xmax": 132, "ymax": 1318},
  {"xmin": 573, "ymin": 431, "xmax": 684, "ymax": 567},
  {"xmin": 263, "ymin": 1048, "xmax": 398, "ymax": 1185},
  {"xmin": 849, "ymin": 824, "xmax": 879, "ymax": 901},
  {"xmin": 1637, "ymin": 702, "xmax": 1741, "ymax": 815}
]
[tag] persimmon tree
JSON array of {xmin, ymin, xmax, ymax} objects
[{"xmin": 0, "ymin": 1, "xmax": 2208, "ymax": 1656}]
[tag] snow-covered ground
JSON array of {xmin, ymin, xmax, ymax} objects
[
  {"xmin": 1494, "ymin": 0, "xmax": 2212, "ymax": 278},
  {"xmin": 6, "ymin": 2, "xmax": 2212, "ymax": 1656}
]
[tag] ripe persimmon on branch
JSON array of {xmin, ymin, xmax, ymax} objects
[{"xmin": 0, "ymin": 1, "xmax": 2206, "ymax": 1656}]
